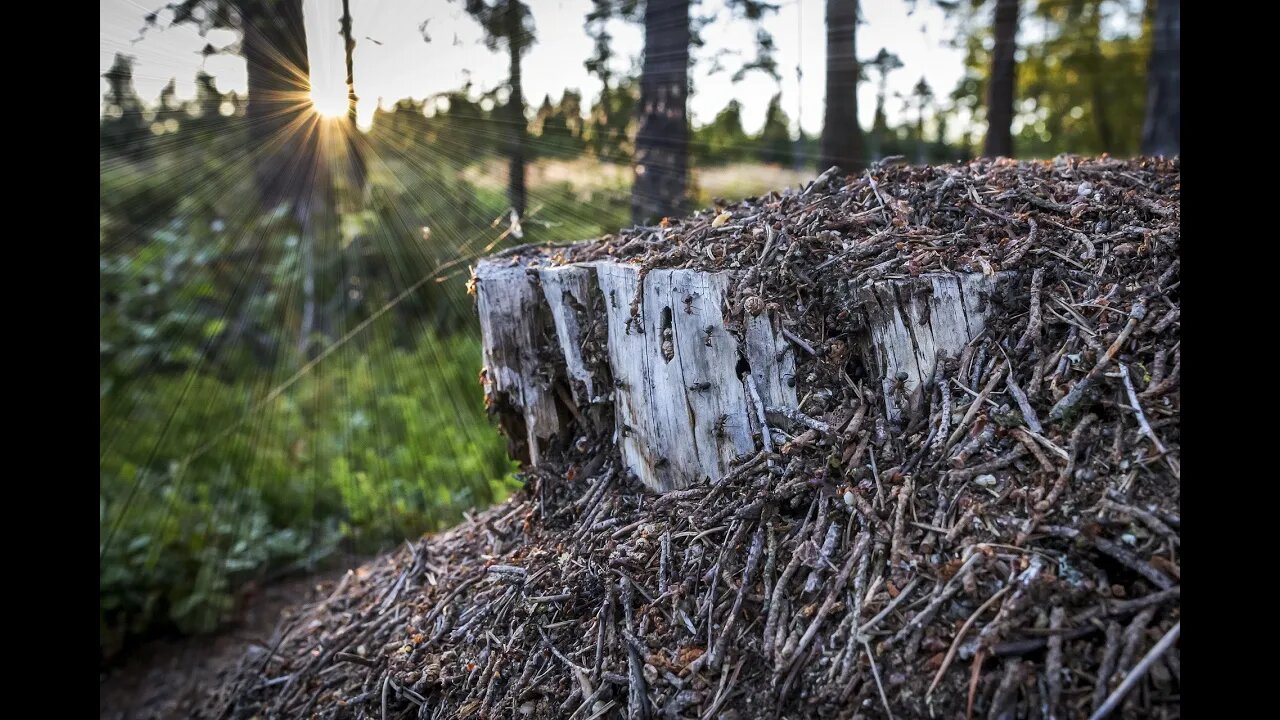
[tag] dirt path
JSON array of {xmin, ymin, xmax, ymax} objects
[{"xmin": 99, "ymin": 562, "xmax": 362, "ymax": 720}]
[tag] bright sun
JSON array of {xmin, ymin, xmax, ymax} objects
[{"xmin": 310, "ymin": 88, "xmax": 348, "ymax": 119}]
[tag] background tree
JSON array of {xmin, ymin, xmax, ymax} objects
[
  {"xmin": 865, "ymin": 47, "xmax": 903, "ymax": 160},
  {"xmin": 910, "ymin": 77, "xmax": 934, "ymax": 164},
  {"xmin": 531, "ymin": 90, "xmax": 587, "ymax": 159},
  {"xmin": 148, "ymin": 0, "xmax": 322, "ymax": 215},
  {"xmin": 583, "ymin": 0, "xmax": 638, "ymax": 164},
  {"xmin": 692, "ymin": 100, "xmax": 751, "ymax": 164},
  {"xmin": 591, "ymin": 0, "xmax": 779, "ymax": 223},
  {"xmin": 757, "ymin": 93, "xmax": 794, "ymax": 165},
  {"xmin": 233, "ymin": 0, "xmax": 321, "ymax": 214},
  {"xmin": 340, "ymin": 0, "xmax": 367, "ymax": 197},
  {"xmin": 1014, "ymin": 0, "xmax": 1149, "ymax": 156},
  {"xmin": 101, "ymin": 54, "xmax": 149, "ymax": 158},
  {"xmin": 632, "ymin": 0, "xmax": 692, "ymax": 224},
  {"xmin": 1140, "ymin": 0, "xmax": 1178, "ymax": 155},
  {"xmin": 460, "ymin": 0, "xmax": 534, "ymax": 218},
  {"xmin": 820, "ymin": 0, "xmax": 866, "ymax": 172},
  {"xmin": 984, "ymin": 0, "xmax": 1019, "ymax": 156}
]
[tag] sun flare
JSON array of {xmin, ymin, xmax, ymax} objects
[{"xmin": 309, "ymin": 87, "xmax": 348, "ymax": 119}]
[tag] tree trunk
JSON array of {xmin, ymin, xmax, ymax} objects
[
  {"xmin": 1140, "ymin": 0, "xmax": 1179, "ymax": 156},
  {"xmin": 632, "ymin": 0, "xmax": 690, "ymax": 225},
  {"xmin": 236, "ymin": 0, "xmax": 318, "ymax": 214},
  {"xmin": 820, "ymin": 0, "xmax": 866, "ymax": 173},
  {"xmin": 340, "ymin": 0, "xmax": 367, "ymax": 194},
  {"xmin": 507, "ymin": 1, "xmax": 528, "ymax": 218},
  {"xmin": 916, "ymin": 103, "xmax": 927, "ymax": 165},
  {"xmin": 984, "ymin": 0, "xmax": 1019, "ymax": 158},
  {"xmin": 236, "ymin": 0, "xmax": 325, "ymax": 361}
]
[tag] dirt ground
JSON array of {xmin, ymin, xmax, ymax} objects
[{"xmin": 99, "ymin": 563, "xmax": 362, "ymax": 720}]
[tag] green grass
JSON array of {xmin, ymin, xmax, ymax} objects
[{"xmin": 100, "ymin": 329, "xmax": 518, "ymax": 658}]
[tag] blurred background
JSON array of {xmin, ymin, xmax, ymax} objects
[{"xmin": 99, "ymin": 0, "xmax": 1178, "ymax": 664}]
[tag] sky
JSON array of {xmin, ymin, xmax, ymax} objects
[{"xmin": 100, "ymin": 0, "xmax": 969, "ymax": 138}]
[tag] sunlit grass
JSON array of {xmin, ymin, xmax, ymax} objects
[{"xmin": 463, "ymin": 157, "xmax": 817, "ymax": 211}]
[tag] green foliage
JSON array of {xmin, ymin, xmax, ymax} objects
[
  {"xmin": 947, "ymin": 0, "xmax": 1151, "ymax": 157},
  {"xmin": 531, "ymin": 91, "xmax": 588, "ymax": 160},
  {"xmin": 756, "ymin": 94, "xmax": 795, "ymax": 166},
  {"xmin": 692, "ymin": 100, "xmax": 752, "ymax": 165},
  {"xmin": 584, "ymin": 79, "xmax": 640, "ymax": 164},
  {"xmin": 100, "ymin": 331, "xmax": 519, "ymax": 660},
  {"xmin": 1016, "ymin": 0, "xmax": 1150, "ymax": 156}
]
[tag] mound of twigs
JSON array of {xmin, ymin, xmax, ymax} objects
[{"xmin": 209, "ymin": 156, "xmax": 1179, "ymax": 720}]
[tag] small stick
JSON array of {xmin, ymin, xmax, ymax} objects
[
  {"xmin": 1150, "ymin": 307, "xmax": 1179, "ymax": 335},
  {"xmin": 1034, "ymin": 415, "xmax": 1095, "ymax": 513},
  {"xmin": 1015, "ymin": 268, "xmax": 1045, "ymax": 353},
  {"xmin": 1092, "ymin": 622, "xmax": 1124, "ymax": 711},
  {"xmin": 704, "ymin": 525, "xmax": 765, "ymax": 670},
  {"xmin": 780, "ymin": 327, "xmax": 818, "ymax": 357},
  {"xmin": 886, "ymin": 551, "xmax": 984, "ymax": 647},
  {"xmin": 1118, "ymin": 363, "xmax": 1167, "ymax": 455},
  {"xmin": 1005, "ymin": 372, "xmax": 1042, "ymax": 434},
  {"xmin": 803, "ymin": 165, "xmax": 841, "ymax": 196},
  {"xmin": 1013, "ymin": 429, "xmax": 1056, "ymax": 472},
  {"xmin": 1115, "ymin": 608, "xmax": 1157, "ymax": 679},
  {"xmin": 890, "ymin": 474, "xmax": 915, "ymax": 568},
  {"xmin": 1045, "ymin": 606, "xmax": 1066, "ymax": 718},
  {"xmin": 744, "ymin": 373, "xmax": 774, "ymax": 456},
  {"xmin": 949, "ymin": 445, "xmax": 1027, "ymax": 482},
  {"xmin": 1072, "ymin": 586, "xmax": 1180, "ymax": 625},
  {"xmin": 926, "ymin": 585, "xmax": 1010, "ymax": 698},
  {"xmin": 1087, "ymin": 621, "xmax": 1180, "ymax": 720},
  {"xmin": 866, "ymin": 169, "xmax": 892, "ymax": 224},
  {"xmin": 864, "ymin": 640, "xmax": 896, "ymax": 720},
  {"xmin": 757, "ymin": 222, "xmax": 777, "ymax": 266},
  {"xmin": 1049, "ymin": 301, "xmax": 1146, "ymax": 422},
  {"xmin": 951, "ymin": 423, "xmax": 995, "ymax": 468},
  {"xmin": 1039, "ymin": 525, "xmax": 1173, "ymax": 589},
  {"xmin": 766, "ymin": 404, "xmax": 830, "ymax": 434},
  {"xmin": 619, "ymin": 577, "xmax": 647, "ymax": 720},
  {"xmin": 858, "ymin": 575, "xmax": 922, "ymax": 639},
  {"xmin": 943, "ymin": 364, "xmax": 1008, "ymax": 454},
  {"xmin": 933, "ymin": 378, "xmax": 952, "ymax": 450},
  {"xmin": 788, "ymin": 534, "xmax": 866, "ymax": 665},
  {"xmin": 986, "ymin": 659, "xmax": 1023, "ymax": 720},
  {"xmin": 1100, "ymin": 497, "xmax": 1179, "ymax": 547},
  {"xmin": 764, "ymin": 539, "xmax": 811, "ymax": 660}
]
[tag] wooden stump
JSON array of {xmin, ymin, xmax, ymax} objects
[
  {"xmin": 856, "ymin": 272, "xmax": 1014, "ymax": 421},
  {"xmin": 475, "ymin": 257, "xmax": 1010, "ymax": 493}
]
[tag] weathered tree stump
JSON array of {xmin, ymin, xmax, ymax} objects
[{"xmin": 475, "ymin": 255, "xmax": 1010, "ymax": 492}]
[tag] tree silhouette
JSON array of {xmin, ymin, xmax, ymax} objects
[
  {"xmin": 820, "ymin": 0, "xmax": 867, "ymax": 173},
  {"xmin": 340, "ymin": 0, "xmax": 367, "ymax": 197},
  {"xmin": 984, "ymin": 0, "xmax": 1019, "ymax": 157},
  {"xmin": 1140, "ymin": 0, "xmax": 1179, "ymax": 156},
  {"xmin": 866, "ymin": 47, "xmax": 903, "ymax": 160},
  {"xmin": 459, "ymin": 0, "xmax": 534, "ymax": 218},
  {"xmin": 632, "ymin": 0, "xmax": 692, "ymax": 224}
]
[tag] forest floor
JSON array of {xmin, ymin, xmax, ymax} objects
[{"xmin": 99, "ymin": 558, "xmax": 371, "ymax": 720}]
